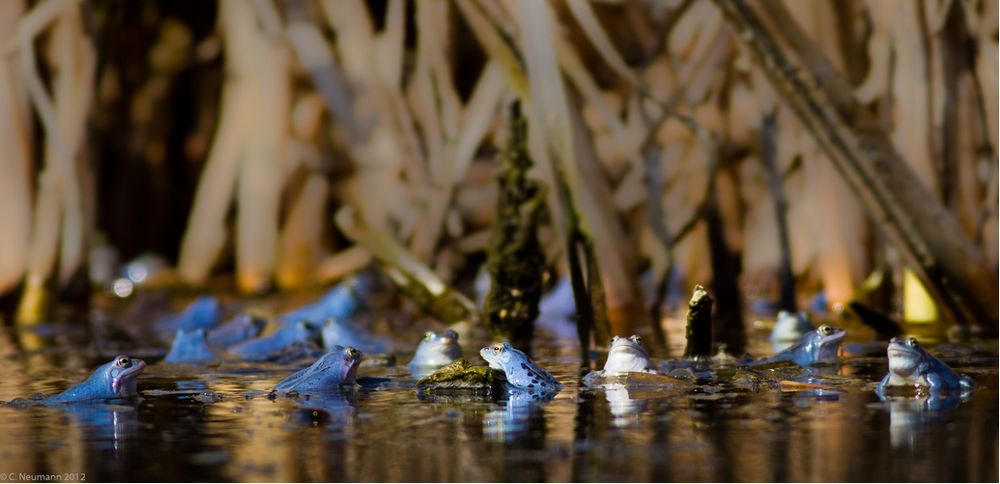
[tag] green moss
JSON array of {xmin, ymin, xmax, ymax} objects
[{"xmin": 416, "ymin": 359, "xmax": 507, "ymax": 397}]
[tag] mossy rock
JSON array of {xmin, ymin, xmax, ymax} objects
[{"xmin": 416, "ymin": 359, "xmax": 507, "ymax": 398}]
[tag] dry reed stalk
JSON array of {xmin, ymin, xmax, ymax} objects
[
  {"xmin": 13, "ymin": 0, "xmax": 91, "ymax": 323},
  {"xmin": 335, "ymin": 207, "xmax": 478, "ymax": 325},
  {"xmin": 178, "ymin": 0, "xmax": 291, "ymax": 293},
  {"xmin": 316, "ymin": 246, "xmax": 373, "ymax": 284},
  {"xmin": 237, "ymin": 0, "xmax": 291, "ymax": 293},
  {"xmin": 177, "ymin": 4, "xmax": 250, "ymax": 285},
  {"xmin": 716, "ymin": 0, "xmax": 997, "ymax": 326},
  {"xmin": 276, "ymin": 174, "xmax": 328, "ymax": 290},
  {"xmin": 0, "ymin": 0, "xmax": 31, "ymax": 294}
]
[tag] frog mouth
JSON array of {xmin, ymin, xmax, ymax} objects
[
  {"xmin": 887, "ymin": 345, "xmax": 919, "ymax": 360},
  {"xmin": 112, "ymin": 359, "xmax": 146, "ymax": 394},
  {"xmin": 341, "ymin": 356, "xmax": 361, "ymax": 384}
]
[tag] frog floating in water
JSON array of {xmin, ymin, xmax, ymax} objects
[
  {"xmin": 43, "ymin": 355, "xmax": 146, "ymax": 404},
  {"xmin": 769, "ymin": 310, "xmax": 814, "ymax": 352},
  {"xmin": 206, "ymin": 313, "xmax": 266, "ymax": 348},
  {"xmin": 875, "ymin": 336, "xmax": 975, "ymax": 397},
  {"xmin": 280, "ymin": 274, "xmax": 373, "ymax": 325},
  {"xmin": 320, "ymin": 318, "xmax": 396, "ymax": 355},
  {"xmin": 603, "ymin": 335, "xmax": 658, "ymax": 375},
  {"xmin": 408, "ymin": 330, "xmax": 463, "ymax": 371},
  {"xmin": 753, "ymin": 325, "xmax": 846, "ymax": 367},
  {"xmin": 480, "ymin": 343, "xmax": 561, "ymax": 393},
  {"xmin": 273, "ymin": 346, "xmax": 363, "ymax": 394},
  {"xmin": 153, "ymin": 296, "xmax": 221, "ymax": 337},
  {"xmin": 229, "ymin": 321, "xmax": 318, "ymax": 362},
  {"xmin": 164, "ymin": 329, "xmax": 217, "ymax": 363}
]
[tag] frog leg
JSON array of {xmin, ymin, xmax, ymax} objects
[
  {"xmin": 959, "ymin": 375, "xmax": 976, "ymax": 394},
  {"xmin": 875, "ymin": 373, "xmax": 891, "ymax": 398},
  {"xmin": 924, "ymin": 372, "xmax": 947, "ymax": 393}
]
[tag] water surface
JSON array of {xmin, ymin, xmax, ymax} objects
[{"xmin": 0, "ymin": 314, "xmax": 995, "ymax": 482}]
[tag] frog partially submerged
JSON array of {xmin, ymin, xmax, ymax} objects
[
  {"xmin": 273, "ymin": 346, "xmax": 363, "ymax": 394},
  {"xmin": 480, "ymin": 343, "xmax": 561, "ymax": 393},
  {"xmin": 770, "ymin": 310, "xmax": 814, "ymax": 352},
  {"xmin": 153, "ymin": 296, "xmax": 221, "ymax": 336},
  {"xmin": 876, "ymin": 336, "xmax": 975, "ymax": 397},
  {"xmin": 752, "ymin": 325, "xmax": 846, "ymax": 367},
  {"xmin": 229, "ymin": 321, "xmax": 317, "ymax": 362},
  {"xmin": 280, "ymin": 275, "xmax": 373, "ymax": 325},
  {"xmin": 164, "ymin": 329, "xmax": 217, "ymax": 363},
  {"xmin": 408, "ymin": 330, "xmax": 463, "ymax": 370},
  {"xmin": 43, "ymin": 356, "xmax": 146, "ymax": 404},
  {"xmin": 603, "ymin": 335, "xmax": 658, "ymax": 375},
  {"xmin": 320, "ymin": 318, "xmax": 396, "ymax": 355},
  {"xmin": 206, "ymin": 313, "xmax": 266, "ymax": 348}
]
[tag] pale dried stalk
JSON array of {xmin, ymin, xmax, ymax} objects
[
  {"xmin": 0, "ymin": 0, "xmax": 31, "ymax": 294},
  {"xmin": 178, "ymin": 0, "xmax": 252, "ymax": 285},
  {"xmin": 237, "ymin": 0, "xmax": 291, "ymax": 293},
  {"xmin": 13, "ymin": 0, "xmax": 92, "ymax": 322},
  {"xmin": 276, "ymin": 174, "xmax": 328, "ymax": 290},
  {"xmin": 178, "ymin": 0, "xmax": 291, "ymax": 292}
]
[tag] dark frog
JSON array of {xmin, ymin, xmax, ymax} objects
[
  {"xmin": 876, "ymin": 336, "xmax": 975, "ymax": 397},
  {"xmin": 43, "ymin": 355, "xmax": 146, "ymax": 404}
]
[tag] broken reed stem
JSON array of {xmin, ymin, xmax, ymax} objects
[
  {"xmin": 683, "ymin": 284, "xmax": 713, "ymax": 360},
  {"xmin": 760, "ymin": 112, "xmax": 797, "ymax": 312},
  {"xmin": 483, "ymin": 103, "xmax": 546, "ymax": 350},
  {"xmin": 335, "ymin": 207, "xmax": 479, "ymax": 325}
]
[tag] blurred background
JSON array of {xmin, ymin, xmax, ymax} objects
[{"xmin": 0, "ymin": 0, "xmax": 996, "ymax": 340}]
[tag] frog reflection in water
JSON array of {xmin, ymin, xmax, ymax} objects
[
  {"xmin": 43, "ymin": 355, "xmax": 146, "ymax": 404},
  {"xmin": 604, "ymin": 335, "xmax": 658, "ymax": 375},
  {"xmin": 754, "ymin": 324, "xmax": 846, "ymax": 367},
  {"xmin": 480, "ymin": 343, "xmax": 561, "ymax": 393},
  {"xmin": 273, "ymin": 346, "xmax": 363, "ymax": 394},
  {"xmin": 408, "ymin": 330, "xmax": 463, "ymax": 370},
  {"xmin": 876, "ymin": 336, "xmax": 975, "ymax": 397}
]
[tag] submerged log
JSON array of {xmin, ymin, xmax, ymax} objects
[
  {"xmin": 483, "ymin": 103, "xmax": 546, "ymax": 350},
  {"xmin": 683, "ymin": 285, "xmax": 714, "ymax": 359},
  {"xmin": 714, "ymin": 0, "xmax": 998, "ymax": 329}
]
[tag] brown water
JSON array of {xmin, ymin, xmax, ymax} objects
[{"xmin": 0, "ymin": 316, "xmax": 995, "ymax": 482}]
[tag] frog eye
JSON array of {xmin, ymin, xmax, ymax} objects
[
  {"xmin": 906, "ymin": 337, "xmax": 918, "ymax": 348},
  {"xmin": 423, "ymin": 332, "xmax": 434, "ymax": 342},
  {"xmin": 610, "ymin": 336, "xmax": 620, "ymax": 345},
  {"xmin": 116, "ymin": 356, "xmax": 131, "ymax": 368},
  {"xmin": 444, "ymin": 330, "xmax": 458, "ymax": 341},
  {"xmin": 346, "ymin": 347, "xmax": 359, "ymax": 358},
  {"xmin": 492, "ymin": 344, "xmax": 504, "ymax": 353},
  {"xmin": 819, "ymin": 325, "xmax": 833, "ymax": 335},
  {"xmin": 630, "ymin": 335, "xmax": 642, "ymax": 344}
]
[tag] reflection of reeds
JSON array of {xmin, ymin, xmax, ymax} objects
[{"xmin": 1, "ymin": 1, "xmax": 996, "ymax": 329}]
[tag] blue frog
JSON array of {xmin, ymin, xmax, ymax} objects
[
  {"xmin": 876, "ymin": 336, "xmax": 975, "ymax": 397},
  {"xmin": 320, "ymin": 318, "xmax": 396, "ymax": 355},
  {"xmin": 43, "ymin": 356, "xmax": 146, "ymax": 404},
  {"xmin": 164, "ymin": 329, "xmax": 217, "ymax": 363},
  {"xmin": 229, "ymin": 321, "xmax": 317, "ymax": 362},
  {"xmin": 206, "ymin": 313, "xmax": 266, "ymax": 348},
  {"xmin": 480, "ymin": 343, "xmax": 561, "ymax": 393},
  {"xmin": 753, "ymin": 325, "xmax": 846, "ymax": 367},
  {"xmin": 279, "ymin": 275, "xmax": 373, "ymax": 325},
  {"xmin": 273, "ymin": 346, "xmax": 363, "ymax": 394},
  {"xmin": 154, "ymin": 296, "xmax": 221, "ymax": 336}
]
